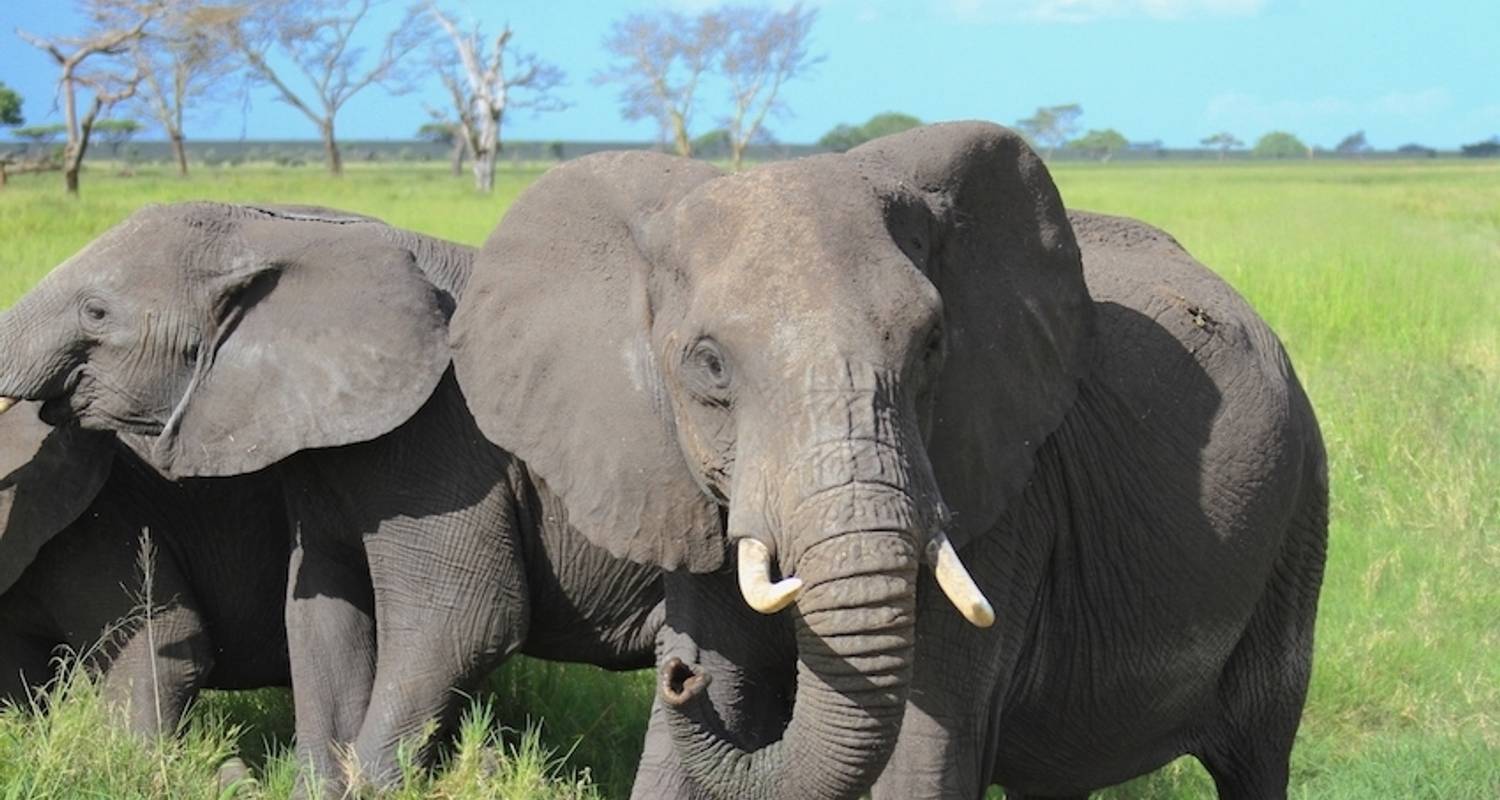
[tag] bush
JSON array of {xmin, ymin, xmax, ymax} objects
[{"xmin": 1253, "ymin": 131, "xmax": 1308, "ymax": 159}]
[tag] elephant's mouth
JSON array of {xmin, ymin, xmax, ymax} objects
[{"xmin": 39, "ymin": 368, "xmax": 165, "ymax": 437}]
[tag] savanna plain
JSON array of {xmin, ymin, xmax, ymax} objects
[{"xmin": 0, "ymin": 157, "xmax": 1494, "ymax": 798}]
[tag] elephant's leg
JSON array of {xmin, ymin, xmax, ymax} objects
[
  {"xmin": 633, "ymin": 693, "xmax": 710, "ymax": 800},
  {"xmin": 1198, "ymin": 510, "xmax": 1324, "ymax": 799},
  {"xmin": 871, "ymin": 700, "xmax": 991, "ymax": 800},
  {"xmin": 285, "ymin": 537, "xmax": 377, "ymax": 792},
  {"xmin": 0, "ymin": 631, "xmax": 56, "ymax": 709},
  {"xmin": 89, "ymin": 553, "xmax": 215, "ymax": 737},
  {"xmin": 347, "ymin": 502, "xmax": 523, "ymax": 787}
]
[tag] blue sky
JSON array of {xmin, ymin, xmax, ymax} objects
[{"xmin": 3, "ymin": 0, "xmax": 1496, "ymax": 148}]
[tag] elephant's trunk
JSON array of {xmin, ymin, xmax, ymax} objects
[
  {"xmin": 0, "ymin": 282, "xmax": 76, "ymax": 403},
  {"xmin": 662, "ymin": 526, "xmax": 918, "ymax": 800}
]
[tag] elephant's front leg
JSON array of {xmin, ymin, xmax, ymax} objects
[
  {"xmin": 348, "ymin": 487, "xmax": 525, "ymax": 788},
  {"xmin": 284, "ymin": 534, "xmax": 377, "ymax": 790}
]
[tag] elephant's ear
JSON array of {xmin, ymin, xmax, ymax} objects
[
  {"xmin": 151, "ymin": 215, "xmax": 451, "ymax": 478},
  {"xmin": 451, "ymin": 152, "xmax": 727, "ymax": 572},
  {"xmin": 853, "ymin": 122, "xmax": 1094, "ymax": 550},
  {"xmin": 0, "ymin": 403, "xmax": 114, "ymax": 595}
]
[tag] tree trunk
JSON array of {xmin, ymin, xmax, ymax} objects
[
  {"xmin": 449, "ymin": 138, "xmax": 465, "ymax": 178},
  {"xmin": 473, "ymin": 149, "xmax": 495, "ymax": 194},
  {"xmin": 170, "ymin": 132, "xmax": 189, "ymax": 177},
  {"xmin": 0, "ymin": 163, "xmax": 7, "ymax": 188},
  {"xmin": 321, "ymin": 121, "xmax": 343, "ymax": 176},
  {"xmin": 670, "ymin": 112, "xmax": 692, "ymax": 158},
  {"xmin": 730, "ymin": 140, "xmax": 745, "ymax": 172}
]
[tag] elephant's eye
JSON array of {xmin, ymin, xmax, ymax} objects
[
  {"xmin": 924, "ymin": 324, "xmax": 945, "ymax": 363},
  {"xmin": 79, "ymin": 297, "xmax": 110, "ymax": 333},
  {"xmin": 686, "ymin": 337, "xmax": 733, "ymax": 404}
]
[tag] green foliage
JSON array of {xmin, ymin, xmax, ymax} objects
[
  {"xmin": 691, "ymin": 127, "xmax": 732, "ymax": 157},
  {"xmin": 0, "ymin": 81, "xmax": 23, "ymax": 127},
  {"xmin": 418, "ymin": 121, "xmax": 459, "ymax": 144},
  {"xmin": 1201, "ymin": 131, "xmax": 1243, "ymax": 155},
  {"xmin": 1067, "ymin": 128, "xmax": 1128, "ymax": 161},
  {"xmin": 12, "ymin": 123, "xmax": 66, "ymax": 144},
  {"xmin": 1253, "ymin": 130, "xmax": 1309, "ymax": 159},
  {"xmin": 1335, "ymin": 130, "xmax": 1370, "ymax": 154},
  {"xmin": 1459, "ymin": 136, "xmax": 1500, "ymax": 157},
  {"xmin": 1, "ymin": 160, "xmax": 1497, "ymax": 798},
  {"xmin": 1015, "ymin": 103, "xmax": 1083, "ymax": 155},
  {"xmin": 818, "ymin": 112, "xmax": 922, "ymax": 152}
]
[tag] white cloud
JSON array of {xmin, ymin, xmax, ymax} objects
[{"xmin": 944, "ymin": 0, "xmax": 1268, "ymax": 23}]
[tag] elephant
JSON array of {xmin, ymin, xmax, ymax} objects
[
  {"xmin": 0, "ymin": 399, "xmax": 288, "ymax": 736},
  {"xmin": 448, "ymin": 122, "xmax": 1328, "ymax": 800},
  {"xmin": 0, "ymin": 202, "xmax": 664, "ymax": 791}
]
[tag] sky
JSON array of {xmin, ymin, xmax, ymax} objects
[{"xmin": 2, "ymin": 0, "xmax": 1497, "ymax": 149}]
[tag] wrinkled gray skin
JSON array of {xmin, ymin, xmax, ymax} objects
[
  {"xmin": 0, "ymin": 401, "xmax": 289, "ymax": 733},
  {"xmin": 0, "ymin": 203, "xmax": 664, "ymax": 792},
  {"xmin": 450, "ymin": 123, "xmax": 1328, "ymax": 800}
]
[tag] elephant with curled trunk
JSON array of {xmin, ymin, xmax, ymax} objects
[
  {"xmin": 0, "ymin": 203, "xmax": 664, "ymax": 792},
  {"xmin": 450, "ymin": 122, "xmax": 1328, "ymax": 799}
]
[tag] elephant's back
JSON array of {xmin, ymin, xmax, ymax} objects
[{"xmin": 1070, "ymin": 210, "xmax": 1316, "ymax": 564}]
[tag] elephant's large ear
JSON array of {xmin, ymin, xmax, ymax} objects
[
  {"xmin": 151, "ymin": 211, "xmax": 451, "ymax": 478},
  {"xmin": 0, "ymin": 403, "xmax": 114, "ymax": 595},
  {"xmin": 853, "ymin": 122, "xmax": 1094, "ymax": 550},
  {"xmin": 451, "ymin": 152, "xmax": 727, "ymax": 572}
]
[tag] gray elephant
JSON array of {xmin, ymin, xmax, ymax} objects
[
  {"xmin": 0, "ymin": 203, "xmax": 663, "ymax": 792},
  {"xmin": 449, "ymin": 122, "xmax": 1328, "ymax": 800},
  {"xmin": 0, "ymin": 400, "xmax": 289, "ymax": 734}
]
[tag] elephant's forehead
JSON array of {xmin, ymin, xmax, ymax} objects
[{"xmin": 57, "ymin": 212, "xmax": 221, "ymax": 292}]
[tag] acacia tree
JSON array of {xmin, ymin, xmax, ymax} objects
[
  {"xmin": 210, "ymin": 0, "xmax": 430, "ymax": 175},
  {"xmin": 0, "ymin": 82, "xmax": 22, "ymax": 187},
  {"xmin": 1068, "ymin": 128, "xmax": 1128, "ymax": 162},
  {"xmin": 429, "ymin": 5, "xmax": 564, "ymax": 193},
  {"xmin": 418, "ymin": 117, "xmax": 468, "ymax": 177},
  {"xmin": 127, "ymin": 1, "xmax": 235, "ymax": 176},
  {"xmin": 19, "ymin": 0, "xmax": 162, "ymax": 194},
  {"xmin": 1201, "ymin": 131, "xmax": 1243, "ymax": 161},
  {"xmin": 0, "ymin": 83, "xmax": 21, "ymax": 127},
  {"xmin": 717, "ymin": 2, "xmax": 819, "ymax": 170},
  {"xmin": 597, "ymin": 9, "xmax": 726, "ymax": 157},
  {"xmin": 93, "ymin": 118, "xmax": 141, "ymax": 157},
  {"xmin": 1015, "ymin": 103, "xmax": 1082, "ymax": 159}
]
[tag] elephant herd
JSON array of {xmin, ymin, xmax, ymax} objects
[{"xmin": 0, "ymin": 123, "xmax": 1328, "ymax": 799}]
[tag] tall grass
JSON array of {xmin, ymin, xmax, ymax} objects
[{"xmin": 2, "ymin": 158, "xmax": 1496, "ymax": 797}]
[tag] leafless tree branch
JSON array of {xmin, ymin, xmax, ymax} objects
[{"xmin": 428, "ymin": 3, "xmax": 564, "ymax": 192}]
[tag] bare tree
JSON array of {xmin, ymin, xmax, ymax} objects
[
  {"xmin": 429, "ymin": 5, "xmax": 564, "ymax": 193},
  {"xmin": 209, "ymin": 0, "xmax": 431, "ymax": 175},
  {"xmin": 597, "ymin": 10, "xmax": 727, "ymax": 157},
  {"xmin": 18, "ymin": 0, "xmax": 162, "ymax": 194},
  {"xmin": 718, "ymin": 3, "xmax": 818, "ymax": 170},
  {"xmin": 127, "ymin": 1, "xmax": 235, "ymax": 176}
]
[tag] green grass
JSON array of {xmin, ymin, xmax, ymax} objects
[{"xmin": 2, "ymin": 158, "xmax": 1497, "ymax": 798}]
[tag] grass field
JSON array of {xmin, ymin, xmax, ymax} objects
[{"xmin": 1, "ymin": 158, "xmax": 1496, "ymax": 798}]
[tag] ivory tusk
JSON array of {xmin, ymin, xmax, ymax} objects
[
  {"xmin": 737, "ymin": 538, "xmax": 804, "ymax": 615},
  {"xmin": 0, "ymin": 397, "xmax": 16, "ymax": 416},
  {"xmin": 927, "ymin": 531, "xmax": 995, "ymax": 628}
]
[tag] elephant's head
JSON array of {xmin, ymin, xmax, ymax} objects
[
  {"xmin": 0, "ymin": 203, "xmax": 456, "ymax": 478},
  {"xmin": 0, "ymin": 401, "xmax": 114, "ymax": 596},
  {"xmin": 452, "ymin": 122, "xmax": 1093, "ymax": 799}
]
